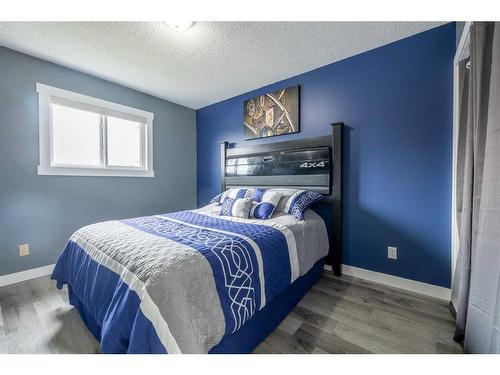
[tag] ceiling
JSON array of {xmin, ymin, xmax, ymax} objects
[{"xmin": 0, "ymin": 22, "xmax": 445, "ymax": 109}]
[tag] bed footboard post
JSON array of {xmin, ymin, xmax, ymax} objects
[{"xmin": 331, "ymin": 122, "xmax": 343, "ymax": 276}]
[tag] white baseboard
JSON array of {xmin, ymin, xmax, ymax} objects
[
  {"xmin": 0, "ymin": 264, "xmax": 55, "ymax": 288},
  {"xmin": 324, "ymin": 264, "xmax": 451, "ymax": 301},
  {"xmin": 1, "ymin": 263, "xmax": 451, "ymax": 301}
]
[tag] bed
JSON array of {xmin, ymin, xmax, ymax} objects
[{"xmin": 51, "ymin": 123, "xmax": 343, "ymax": 354}]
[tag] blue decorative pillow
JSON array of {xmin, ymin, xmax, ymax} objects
[
  {"xmin": 250, "ymin": 190, "xmax": 282, "ymax": 220},
  {"xmin": 284, "ymin": 190, "xmax": 324, "ymax": 220},
  {"xmin": 219, "ymin": 197, "xmax": 253, "ymax": 218}
]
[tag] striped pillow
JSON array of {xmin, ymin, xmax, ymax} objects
[
  {"xmin": 250, "ymin": 190, "xmax": 282, "ymax": 220},
  {"xmin": 210, "ymin": 188, "xmax": 258, "ymax": 205}
]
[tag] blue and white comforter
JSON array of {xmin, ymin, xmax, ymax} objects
[{"xmin": 51, "ymin": 207, "xmax": 328, "ymax": 353}]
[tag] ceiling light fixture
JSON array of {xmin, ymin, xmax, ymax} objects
[{"xmin": 165, "ymin": 21, "xmax": 194, "ymax": 31}]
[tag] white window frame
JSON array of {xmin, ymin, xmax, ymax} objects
[{"xmin": 36, "ymin": 83, "xmax": 154, "ymax": 177}]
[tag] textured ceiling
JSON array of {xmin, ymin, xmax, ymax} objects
[{"xmin": 0, "ymin": 22, "xmax": 445, "ymax": 109}]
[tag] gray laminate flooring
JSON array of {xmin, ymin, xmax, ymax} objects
[{"xmin": 0, "ymin": 272, "xmax": 462, "ymax": 354}]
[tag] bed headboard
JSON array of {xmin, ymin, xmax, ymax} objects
[{"xmin": 220, "ymin": 122, "xmax": 343, "ymax": 275}]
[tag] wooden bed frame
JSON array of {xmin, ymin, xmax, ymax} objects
[{"xmin": 220, "ymin": 122, "xmax": 343, "ymax": 275}]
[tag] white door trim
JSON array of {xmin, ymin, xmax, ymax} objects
[{"xmin": 451, "ymin": 22, "xmax": 472, "ymax": 280}]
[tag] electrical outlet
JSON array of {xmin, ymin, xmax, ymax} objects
[
  {"xmin": 19, "ymin": 243, "xmax": 30, "ymax": 257},
  {"xmin": 388, "ymin": 246, "xmax": 397, "ymax": 260}
]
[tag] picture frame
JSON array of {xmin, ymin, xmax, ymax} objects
[{"xmin": 243, "ymin": 85, "xmax": 300, "ymax": 140}]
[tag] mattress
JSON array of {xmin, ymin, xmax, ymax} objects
[
  {"xmin": 51, "ymin": 206, "xmax": 328, "ymax": 353},
  {"xmin": 195, "ymin": 203, "xmax": 329, "ymax": 276}
]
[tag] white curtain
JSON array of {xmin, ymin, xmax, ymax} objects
[{"xmin": 451, "ymin": 22, "xmax": 500, "ymax": 353}]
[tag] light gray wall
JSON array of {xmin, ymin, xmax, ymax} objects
[{"xmin": 0, "ymin": 47, "xmax": 197, "ymax": 276}]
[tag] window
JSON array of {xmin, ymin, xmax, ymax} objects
[{"xmin": 37, "ymin": 83, "xmax": 154, "ymax": 177}]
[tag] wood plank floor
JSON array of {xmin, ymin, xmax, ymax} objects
[{"xmin": 0, "ymin": 272, "xmax": 462, "ymax": 354}]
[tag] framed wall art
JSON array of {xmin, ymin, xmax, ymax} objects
[{"xmin": 243, "ymin": 85, "xmax": 299, "ymax": 140}]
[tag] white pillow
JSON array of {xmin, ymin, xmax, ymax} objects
[{"xmin": 267, "ymin": 188, "xmax": 302, "ymax": 213}]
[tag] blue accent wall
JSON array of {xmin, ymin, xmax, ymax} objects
[
  {"xmin": 0, "ymin": 47, "xmax": 197, "ymax": 276},
  {"xmin": 196, "ymin": 23, "xmax": 455, "ymax": 288}
]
